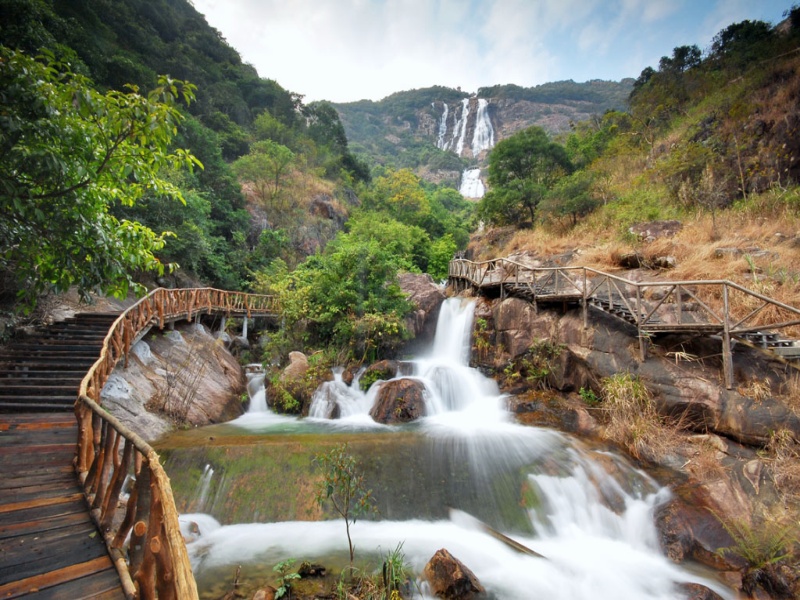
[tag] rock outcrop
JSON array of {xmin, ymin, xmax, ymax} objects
[
  {"xmin": 423, "ymin": 548, "xmax": 484, "ymax": 599},
  {"xmin": 101, "ymin": 322, "xmax": 245, "ymax": 442},
  {"xmin": 399, "ymin": 272, "xmax": 445, "ymax": 347},
  {"xmin": 480, "ymin": 297, "xmax": 800, "ymax": 447},
  {"xmin": 370, "ymin": 378, "xmax": 427, "ymax": 424}
]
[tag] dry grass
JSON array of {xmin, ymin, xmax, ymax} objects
[
  {"xmin": 492, "ymin": 190, "xmax": 800, "ymax": 337},
  {"xmin": 766, "ymin": 429, "xmax": 800, "ymax": 503},
  {"xmin": 600, "ymin": 372, "xmax": 678, "ymax": 462}
]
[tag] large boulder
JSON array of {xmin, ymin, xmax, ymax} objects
[
  {"xmin": 423, "ymin": 548, "xmax": 484, "ymax": 599},
  {"xmin": 399, "ymin": 272, "xmax": 445, "ymax": 343},
  {"xmin": 281, "ymin": 351, "xmax": 309, "ymax": 382},
  {"xmin": 359, "ymin": 359, "xmax": 399, "ymax": 392},
  {"xmin": 370, "ymin": 378, "xmax": 427, "ymax": 424},
  {"xmin": 101, "ymin": 323, "xmax": 246, "ymax": 442}
]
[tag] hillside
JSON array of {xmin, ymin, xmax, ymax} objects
[
  {"xmin": 0, "ymin": 0, "xmax": 368, "ymax": 303},
  {"xmin": 333, "ymin": 79, "xmax": 632, "ymax": 192}
]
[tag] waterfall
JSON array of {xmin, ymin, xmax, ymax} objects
[
  {"xmin": 471, "ymin": 98, "xmax": 495, "ymax": 156},
  {"xmin": 459, "ymin": 168, "xmax": 485, "ymax": 198},
  {"xmin": 171, "ymin": 298, "xmax": 735, "ymax": 600},
  {"xmin": 454, "ymin": 98, "xmax": 470, "ymax": 156},
  {"xmin": 244, "ymin": 365, "xmax": 267, "ymax": 413},
  {"xmin": 191, "ymin": 464, "xmax": 215, "ymax": 512},
  {"xmin": 435, "ymin": 101, "xmax": 449, "ymax": 150}
]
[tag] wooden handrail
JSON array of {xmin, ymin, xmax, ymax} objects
[
  {"xmin": 449, "ymin": 258, "xmax": 800, "ymax": 389},
  {"xmin": 74, "ymin": 288, "xmax": 278, "ymax": 599}
]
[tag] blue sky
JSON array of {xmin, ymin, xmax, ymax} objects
[{"xmin": 193, "ymin": 0, "xmax": 792, "ymax": 103}]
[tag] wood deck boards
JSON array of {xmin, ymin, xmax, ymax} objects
[{"xmin": 0, "ymin": 311, "xmax": 126, "ymax": 599}]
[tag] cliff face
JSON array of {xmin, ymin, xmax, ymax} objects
[{"xmin": 334, "ymin": 79, "xmax": 633, "ymax": 197}]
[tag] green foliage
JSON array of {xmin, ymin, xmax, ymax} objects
[
  {"xmin": 479, "ymin": 126, "xmax": 572, "ymax": 226},
  {"xmin": 269, "ymin": 234, "xmax": 412, "ymax": 361},
  {"xmin": 427, "ymin": 234, "xmax": 457, "ymax": 281},
  {"xmin": 273, "ymin": 558, "xmax": 301, "ymax": 599},
  {"xmin": 579, "ymin": 387, "xmax": 600, "ymax": 406},
  {"xmin": 315, "ymin": 443, "xmax": 376, "ymax": 570},
  {"xmin": 0, "ymin": 47, "xmax": 200, "ymax": 308},
  {"xmin": 541, "ymin": 171, "xmax": 599, "ymax": 227},
  {"xmin": 716, "ymin": 516, "xmax": 795, "ymax": 567},
  {"xmin": 381, "ymin": 542, "xmax": 410, "ymax": 598}
]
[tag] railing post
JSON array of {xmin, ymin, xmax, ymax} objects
[
  {"xmin": 582, "ymin": 269, "xmax": 588, "ymax": 329},
  {"xmin": 722, "ymin": 283, "xmax": 734, "ymax": 390}
]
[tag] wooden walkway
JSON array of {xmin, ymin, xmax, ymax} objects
[
  {"xmin": 449, "ymin": 257, "xmax": 800, "ymax": 388},
  {"xmin": 0, "ymin": 313, "xmax": 125, "ymax": 599}
]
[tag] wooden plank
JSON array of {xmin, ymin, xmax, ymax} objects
[
  {"xmin": 0, "ymin": 497, "xmax": 88, "ymax": 527},
  {"xmin": 0, "ymin": 555, "xmax": 114, "ymax": 598},
  {"xmin": 22, "ymin": 567, "xmax": 126, "ymax": 599},
  {"xmin": 0, "ymin": 510, "xmax": 90, "ymax": 539},
  {"xmin": 0, "ymin": 520, "xmax": 99, "ymax": 569},
  {"xmin": 0, "ymin": 492, "xmax": 84, "ymax": 515}
]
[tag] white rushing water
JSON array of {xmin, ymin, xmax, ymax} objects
[
  {"xmin": 181, "ymin": 299, "xmax": 734, "ymax": 599},
  {"xmin": 471, "ymin": 98, "xmax": 495, "ymax": 156},
  {"xmin": 459, "ymin": 168, "xmax": 485, "ymax": 198},
  {"xmin": 434, "ymin": 101, "xmax": 449, "ymax": 150}
]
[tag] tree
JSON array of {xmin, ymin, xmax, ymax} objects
[
  {"xmin": 541, "ymin": 171, "xmax": 599, "ymax": 227},
  {"xmin": 315, "ymin": 443, "xmax": 376, "ymax": 572},
  {"xmin": 0, "ymin": 47, "xmax": 201, "ymax": 308},
  {"xmin": 231, "ymin": 139, "xmax": 295, "ymax": 220},
  {"xmin": 478, "ymin": 126, "xmax": 572, "ymax": 226}
]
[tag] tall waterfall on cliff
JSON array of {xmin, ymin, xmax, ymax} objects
[
  {"xmin": 435, "ymin": 97, "xmax": 495, "ymax": 198},
  {"xmin": 471, "ymin": 98, "xmax": 494, "ymax": 156}
]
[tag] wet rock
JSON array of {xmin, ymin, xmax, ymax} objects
[
  {"xmin": 654, "ymin": 491, "xmax": 741, "ymax": 571},
  {"xmin": 360, "ymin": 360, "xmax": 399, "ymax": 391},
  {"xmin": 252, "ymin": 586, "xmax": 277, "ymax": 600},
  {"xmin": 399, "ymin": 272, "xmax": 445, "ymax": 344},
  {"xmin": 423, "ymin": 548, "xmax": 485, "ymax": 599},
  {"xmin": 677, "ymin": 582, "xmax": 726, "ymax": 600},
  {"xmin": 370, "ymin": 378, "xmax": 427, "ymax": 424},
  {"xmin": 297, "ymin": 561, "xmax": 326, "ymax": 577},
  {"xmin": 629, "ymin": 220, "xmax": 683, "ymax": 242}
]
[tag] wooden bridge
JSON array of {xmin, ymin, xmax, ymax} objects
[
  {"xmin": 0, "ymin": 288, "xmax": 278, "ymax": 599},
  {"xmin": 449, "ymin": 257, "xmax": 800, "ymax": 389}
]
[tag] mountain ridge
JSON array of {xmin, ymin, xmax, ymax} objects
[{"xmin": 333, "ymin": 79, "xmax": 633, "ymax": 194}]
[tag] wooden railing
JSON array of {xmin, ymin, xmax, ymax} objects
[
  {"xmin": 450, "ymin": 258, "xmax": 800, "ymax": 388},
  {"xmin": 75, "ymin": 288, "xmax": 278, "ymax": 599}
]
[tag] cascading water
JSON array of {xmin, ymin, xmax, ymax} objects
[
  {"xmin": 459, "ymin": 168, "xmax": 485, "ymax": 198},
  {"xmin": 165, "ymin": 299, "xmax": 734, "ymax": 599},
  {"xmin": 471, "ymin": 98, "xmax": 494, "ymax": 156},
  {"xmin": 454, "ymin": 98, "xmax": 470, "ymax": 156},
  {"xmin": 434, "ymin": 101, "xmax": 449, "ymax": 150}
]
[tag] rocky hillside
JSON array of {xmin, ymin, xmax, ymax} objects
[{"xmin": 334, "ymin": 79, "xmax": 632, "ymax": 192}]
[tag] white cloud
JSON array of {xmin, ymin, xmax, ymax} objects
[{"xmin": 191, "ymin": 0, "xmax": 790, "ymax": 102}]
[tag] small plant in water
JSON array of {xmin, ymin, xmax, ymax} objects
[
  {"xmin": 273, "ymin": 558, "xmax": 301, "ymax": 599},
  {"xmin": 315, "ymin": 443, "xmax": 376, "ymax": 573}
]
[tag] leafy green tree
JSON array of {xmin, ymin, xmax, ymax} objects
[
  {"xmin": 427, "ymin": 233, "xmax": 457, "ymax": 280},
  {"xmin": 232, "ymin": 139, "xmax": 295, "ymax": 219},
  {"xmin": 478, "ymin": 126, "xmax": 572, "ymax": 226},
  {"xmin": 315, "ymin": 443, "xmax": 376, "ymax": 572},
  {"xmin": 272, "ymin": 235, "xmax": 411, "ymax": 360},
  {"xmin": 0, "ymin": 47, "xmax": 200, "ymax": 307},
  {"xmin": 366, "ymin": 169, "xmax": 431, "ymax": 226},
  {"xmin": 346, "ymin": 214, "xmax": 431, "ymax": 273},
  {"xmin": 541, "ymin": 171, "xmax": 599, "ymax": 227}
]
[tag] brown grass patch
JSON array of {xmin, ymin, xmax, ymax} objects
[
  {"xmin": 600, "ymin": 373, "xmax": 678, "ymax": 462},
  {"xmin": 766, "ymin": 429, "xmax": 800, "ymax": 503}
]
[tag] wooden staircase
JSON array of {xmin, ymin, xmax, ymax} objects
[{"xmin": 0, "ymin": 312, "xmax": 126, "ymax": 599}]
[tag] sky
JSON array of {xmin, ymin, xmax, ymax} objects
[{"xmin": 192, "ymin": 0, "xmax": 792, "ymax": 103}]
